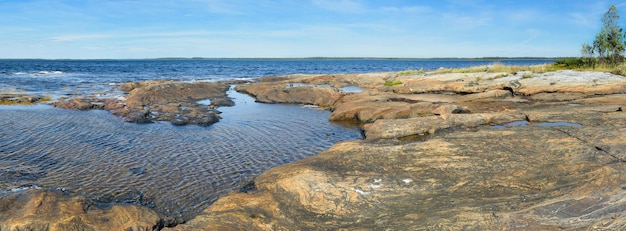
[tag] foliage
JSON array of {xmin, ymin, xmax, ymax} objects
[
  {"xmin": 434, "ymin": 62, "xmax": 559, "ymax": 75},
  {"xmin": 581, "ymin": 43, "xmax": 597, "ymax": 67},
  {"xmin": 584, "ymin": 5, "xmax": 625, "ymax": 65},
  {"xmin": 553, "ymin": 57, "xmax": 626, "ymax": 75},
  {"xmin": 426, "ymin": 60, "xmax": 626, "ymax": 77},
  {"xmin": 554, "ymin": 57, "xmax": 587, "ymax": 68},
  {"xmin": 384, "ymin": 80, "xmax": 403, "ymax": 86}
]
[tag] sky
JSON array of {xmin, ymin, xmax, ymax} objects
[{"xmin": 1, "ymin": 0, "xmax": 625, "ymax": 59}]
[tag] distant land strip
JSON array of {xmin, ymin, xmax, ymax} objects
[{"xmin": 154, "ymin": 57, "xmax": 557, "ymax": 60}]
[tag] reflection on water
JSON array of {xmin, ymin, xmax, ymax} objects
[
  {"xmin": 339, "ymin": 86, "xmax": 362, "ymax": 93},
  {"xmin": 0, "ymin": 89, "xmax": 362, "ymax": 221},
  {"xmin": 490, "ymin": 121, "xmax": 529, "ymax": 129}
]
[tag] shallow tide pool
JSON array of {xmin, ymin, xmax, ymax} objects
[{"xmin": 0, "ymin": 88, "xmax": 363, "ymax": 221}]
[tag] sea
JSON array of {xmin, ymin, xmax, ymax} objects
[{"xmin": 0, "ymin": 59, "xmax": 553, "ymax": 221}]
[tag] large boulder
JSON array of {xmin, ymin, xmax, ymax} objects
[
  {"xmin": 329, "ymin": 88, "xmax": 479, "ymax": 123},
  {"xmin": 53, "ymin": 97, "xmax": 125, "ymax": 111},
  {"xmin": 54, "ymin": 81, "xmax": 233, "ymax": 126},
  {"xmin": 237, "ymin": 83, "xmax": 342, "ymax": 107},
  {"xmin": 121, "ymin": 81, "xmax": 231, "ymax": 126}
]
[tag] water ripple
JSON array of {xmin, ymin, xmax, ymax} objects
[{"xmin": 0, "ymin": 91, "xmax": 362, "ymax": 221}]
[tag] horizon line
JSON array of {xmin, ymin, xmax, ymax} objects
[{"xmin": 0, "ymin": 56, "xmax": 561, "ymax": 61}]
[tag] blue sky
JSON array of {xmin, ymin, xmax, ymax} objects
[{"xmin": 1, "ymin": 0, "xmax": 625, "ymax": 59}]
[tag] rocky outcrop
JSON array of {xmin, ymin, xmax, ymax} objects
[
  {"xmin": 165, "ymin": 70, "xmax": 626, "ymax": 230},
  {"xmin": 391, "ymin": 70, "xmax": 626, "ymax": 96},
  {"xmin": 120, "ymin": 81, "xmax": 232, "ymax": 126},
  {"xmin": 235, "ymin": 73, "xmax": 395, "ymax": 108},
  {"xmin": 9, "ymin": 70, "xmax": 626, "ymax": 230},
  {"xmin": 0, "ymin": 94, "xmax": 51, "ymax": 105},
  {"xmin": 53, "ymin": 97, "xmax": 126, "ymax": 111},
  {"xmin": 0, "ymin": 189, "xmax": 161, "ymax": 230},
  {"xmin": 54, "ymin": 81, "xmax": 234, "ymax": 126},
  {"xmin": 329, "ymin": 70, "xmax": 626, "ymax": 124},
  {"xmin": 363, "ymin": 112, "xmax": 525, "ymax": 140},
  {"xmin": 329, "ymin": 90, "xmax": 474, "ymax": 123},
  {"xmin": 517, "ymin": 70, "xmax": 626, "ymax": 95},
  {"xmin": 237, "ymin": 83, "xmax": 341, "ymax": 107},
  {"xmin": 167, "ymin": 100, "xmax": 626, "ymax": 230}
]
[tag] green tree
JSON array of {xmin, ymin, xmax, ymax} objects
[
  {"xmin": 581, "ymin": 42, "xmax": 596, "ymax": 67},
  {"xmin": 592, "ymin": 5, "xmax": 625, "ymax": 64}
]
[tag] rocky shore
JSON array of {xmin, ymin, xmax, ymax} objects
[
  {"xmin": 0, "ymin": 94, "xmax": 50, "ymax": 105},
  {"xmin": 2, "ymin": 69, "xmax": 626, "ymax": 230},
  {"xmin": 53, "ymin": 81, "xmax": 235, "ymax": 126}
]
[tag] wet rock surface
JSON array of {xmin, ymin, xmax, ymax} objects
[
  {"xmin": 236, "ymin": 82, "xmax": 341, "ymax": 107},
  {"xmin": 167, "ymin": 70, "xmax": 626, "ymax": 230},
  {"xmin": 0, "ymin": 189, "xmax": 161, "ymax": 230},
  {"xmin": 0, "ymin": 94, "xmax": 51, "ymax": 105},
  {"xmin": 53, "ymin": 81, "xmax": 234, "ymax": 126}
]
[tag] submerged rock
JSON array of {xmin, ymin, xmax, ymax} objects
[{"xmin": 0, "ymin": 94, "xmax": 51, "ymax": 105}]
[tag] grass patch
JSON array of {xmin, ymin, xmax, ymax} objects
[
  {"xmin": 384, "ymin": 80, "xmax": 403, "ymax": 87},
  {"xmin": 397, "ymin": 68, "xmax": 424, "ymax": 75},
  {"xmin": 576, "ymin": 62, "xmax": 626, "ymax": 76},
  {"xmin": 552, "ymin": 57, "xmax": 626, "ymax": 76},
  {"xmin": 398, "ymin": 59, "xmax": 626, "ymax": 77},
  {"xmin": 434, "ymin": 61, "xmax": 626, "ymax": 77},
  {"xmin": 434, "ymin": 62, "xmax": 561, "ymax": 75}
]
